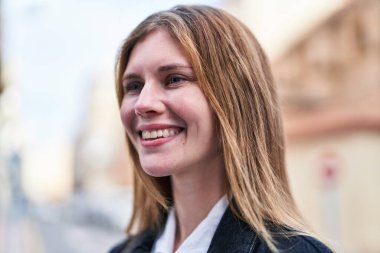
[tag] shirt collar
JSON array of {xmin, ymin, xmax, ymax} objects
[{"xmin": 152, "ymin": 195, "xmax": 228, "ymax": 253}]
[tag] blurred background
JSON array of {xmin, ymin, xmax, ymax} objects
[{"xmin": 0, "ymin": 0, "xmax": 379, "ymax": 252}]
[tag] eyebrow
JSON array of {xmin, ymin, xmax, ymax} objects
[
  {"xmin": 122, "ymin": 73, "xmax": 140, "ymax": 82},
  {"xmin": 122, "ymin": 63, "xmax": 193, "ymax": 82},
  {"xmin": 157, "ymin": 63, "xmax": 193, "ymax": 72}
]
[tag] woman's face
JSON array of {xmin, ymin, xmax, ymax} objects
[{"xmin": 120, "ymin": 28, "xmax": 222, "ymax": 177}]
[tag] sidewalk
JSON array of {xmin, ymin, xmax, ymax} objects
[{"xmin": 0, "ymin": 189, "xmax": 131, "ymax": 253}]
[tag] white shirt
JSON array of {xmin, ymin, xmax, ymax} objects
[{"xmin": 151, "ymin": 195, "xmax": 228, "ymax": 253}]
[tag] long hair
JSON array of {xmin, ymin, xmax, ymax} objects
[{"xmin": 115, "ymin": 5, "xmax": 308, "ymax": 251}]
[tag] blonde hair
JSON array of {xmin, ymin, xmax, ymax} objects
[{"xmin": 116, "ymin": 5, "xmax": 308, "ymax": 251}]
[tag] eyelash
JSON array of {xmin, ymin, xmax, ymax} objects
[
  {"xmin": 123, "ymin": 74, "xmax": 190, "ymax": 95},
  {"xmin": 166, "ymin": 75, "xmax": 186, "ymax": 86},
  {"xmin": 123, "ymin": 82, "xmax": 143, "ymax": 94}
]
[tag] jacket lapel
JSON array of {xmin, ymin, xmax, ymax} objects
[
  {"xmin": 124, "ymin": 229, "xmax": 157, "ymax": 253},
  {"xmin": 207, "ymin": 207, "xmax": 258, "ymax": 253},
  {"xmin": 123, "ymin": 206, "xmax": 259, "ymax": 253}
]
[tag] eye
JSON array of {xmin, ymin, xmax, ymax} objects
[
  {"xmin": 123, "ymin": 82, "xmax": 143, "ymax": 94},
  {"xmin": 166, "ymin": 75, "xmax": 186, "ymax": 86}
]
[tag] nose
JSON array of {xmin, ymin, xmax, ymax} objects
[{"xmin": 134, "ymin": 83, "xmax": 165, "ymax": 117}]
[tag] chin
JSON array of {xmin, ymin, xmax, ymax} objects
[{"xmin": 141, "ymin": 164, "xmax": 173, "ymax": 178}]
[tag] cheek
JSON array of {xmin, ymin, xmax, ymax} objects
[
  {"xmin": 175, "ymin": 93, "xmax": 215, "ymax": 134},
  {"xmin": 192, "ymin": 98, "xmax": 218, "ymax": 141},
  {"xmin": 120, "ymin": 99, "xmax": 135, "ymax": 135}
]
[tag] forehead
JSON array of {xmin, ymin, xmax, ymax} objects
[{"xmin": 126, "ymin": 28, "xmax": 191, "ymax": 71}]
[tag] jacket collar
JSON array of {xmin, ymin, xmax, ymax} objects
[
  {"xmin": 207, "ymin": 207, "xmax": 258, "ymax": 252},
  {"xmin": 123, "ymin": 229, "xmax": 157, "ymax": 253},
  {"xmin": 124, "ymin": 206, "xmax": 258, "ymax": 253}
]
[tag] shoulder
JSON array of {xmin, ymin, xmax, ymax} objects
[
  {"xmin": 255, "ymin": 233, "xmax": 333, "ymax": 253},
  {"xmin": 209, "ymin": 206, "xmax": 333, "ymax": 253},
  {"xmin": 109, "ymin": 238, "xmax": 129, "ymax": 253},
  {"xmin": 108, "ymin": 229, "xmax": 157, "ymax": 253}
]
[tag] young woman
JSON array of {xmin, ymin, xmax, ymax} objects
[{"xmin": 110, "ymin": 5, "xmax": 333, "ymax": 253}]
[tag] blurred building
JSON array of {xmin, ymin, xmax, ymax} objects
[
  {"xmin": 274, "ymin": 1, "xmax": 380, "ymax": 252},
  {"xmin": 227, "ymin": 0, "xmax": 380, "ymax": 253},
  {"xmin": 74, "ymin": 72, "xmax": 132, "ymax": 193},
  {"xmin": 0, "ymin": 0, "xmax": 5, "ymax": 230},
  {"xmin": 0, "ymin": 0, "xmax": 23, "ymax": 219},
  {"xmin": 1, "ymin": 1, "xmax": 33, "ymax": 252}
]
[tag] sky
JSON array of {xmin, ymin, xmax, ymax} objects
[{"xmin": 1, "ymin": 0, "xmax": 221, "ymax": 144}]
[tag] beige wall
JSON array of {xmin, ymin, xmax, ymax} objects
[{"xmin": 287, "ymin": 131, "xmax": 380, "ymax": 253}]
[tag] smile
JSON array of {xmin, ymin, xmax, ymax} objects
[{"xmin": 140, "ymin": 127, "xmax": 183, "ymax": 140}]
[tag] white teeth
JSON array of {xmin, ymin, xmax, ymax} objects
[
  {"xmin": 141, "ymin": 128, "xmax": 181, "ymax": 140},
  {"xmin": 142, "ymin": 131, "xmax": 150, "ymax": 139}
]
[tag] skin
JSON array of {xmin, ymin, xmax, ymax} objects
[{"xmin": 120, "ymin": 28, "xmax": 227, "ymax": 250}]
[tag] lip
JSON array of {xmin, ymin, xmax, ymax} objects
[
  {"xmin": 140, "ymin": 133, "xmax": 181, "ymax": 147},
  {"xmin": 136, "ymin": 123, "xmax": 185, "ymax": 147}
]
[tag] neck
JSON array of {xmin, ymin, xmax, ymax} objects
[{"xmin": 171, "ymin": 157, "xmax": 226, "ymax": 251}]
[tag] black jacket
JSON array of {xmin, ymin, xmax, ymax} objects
[{"xmin": 109, "ymin": 207, "xmax": 333, "ymax": 253}]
